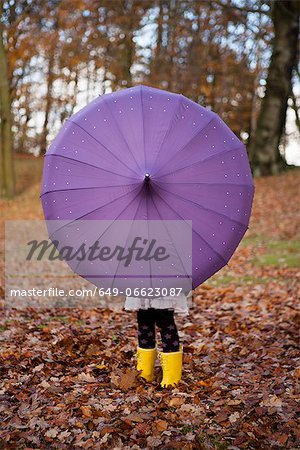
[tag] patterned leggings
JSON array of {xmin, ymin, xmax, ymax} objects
[{"xmin": 137, "ymin": 308, "xmax": 180, "ymax": 352}]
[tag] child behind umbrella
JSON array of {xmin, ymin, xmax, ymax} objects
[{"xmin": 124, "ymin": 292, "xmax": 192, "ymax": 387}]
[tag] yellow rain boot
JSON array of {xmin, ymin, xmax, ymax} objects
[
  {"xmin": 158, "ymin": 345, "xmax": 183, "ymax": 388},
  {"xmin": 136, "ymin": 346, "xmax": 157, "ymax": 381}
]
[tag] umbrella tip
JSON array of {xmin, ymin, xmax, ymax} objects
[{"xmin": 144, "ymin": 173, "xmax": 151, "ymax": 183}]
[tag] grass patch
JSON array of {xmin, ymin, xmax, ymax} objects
[
  {"xmin": 240, "ymin": 234, "xmax": 264, "ymax": 247},
  {"xmin": 252, "ymin": 239, "xmax": 299, "ymax": 268},
  {"xmin": 206, "ymin": 275, "xmax": 235, "ymax": 287},
  {"xmin": 50, "ymin": 315, "xmax": 69, "ymax": 324},
  {"xmin": 207, "ymin": 274, "xmax": 272, "ymax": 287},
  {"xmin": 202, "ymin": 236, "xmax": 299, "ymax": 287}
]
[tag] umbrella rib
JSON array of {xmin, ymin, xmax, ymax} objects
[
  {"xmin": 152, "ymin": 107, "xmax": 216, "ymax": 176},
  {"xmin": 154, "ymin": 145, "xmax": 249, "ymax": 180},
  {"xmin": 140, "ymin": 85, "xmax": 146, "ymax": 172},
  {"xmin": 66, "ymin": 185, "xmax": 141, "ymax": 222},
  {"xmin": 152, "ymin": 181, "xmax": 248, "ymax": 228},
  {"xmin": 74, "ymin": 186, "xmax": 144, "ymax": 276},
  {"xmin": 156, "ymin": 182, "xmax": 254, "ymax": 188},
  {"xmin": 150, "ymin": 93, "xmax": 183, "ymax": 170},
  {"xmin": 68, "ymin": 119, "xmax": 140, "ymax": 177},
  {"xmin": 146, "ymin": 186, "xmax": 153, "ymax": 289},
  {"xmin": 102, "ymin": 97, "xmax": 144, "ymax": 174},
  {"xmin": 110, "ymin": 191, "xmax": 145, "ymax": 290},
  {"xmin": 48, "ymin": 184, "xmax": 141, "ymax": 239},
  {"xmin": 149, "ymin": 189, "xmax": 191, "ymax": 283},
  {"xmin": 44, "ymin": 153, "xmax": 139, "ymax": 180},
  {"xmin": 145, "ymin": 191, "xmax": 154, "ymax": 291},
  {"xmin": 151, "ymin": 187, "xmax": 229, "ymax": 266},
  {"xmin": 40, "ymin": 183, "xmax": 141, "ymax": 198}
]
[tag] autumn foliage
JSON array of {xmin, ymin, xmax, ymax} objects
[{"xmin": 0, "ymin": 162, "xmax": 299, "ymax": 448}]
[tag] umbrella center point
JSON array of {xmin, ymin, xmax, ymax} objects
[{"xmin": 144, "ymin": 173, "xmax": 151, "ymax": 183}]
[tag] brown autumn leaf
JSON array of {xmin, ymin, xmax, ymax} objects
[
  {"xmin": 260, "ymin": 395, "xmax": 283, "ymax": 408},
  {"xmin": 77, "ymin": 372, "xmax": 97, "ymax": 383},
  {"xmin": 155, "ymin": 419, "xmax": 168, "ymax": 431},
  {"xmin": 169, "ymin": 397, "xmax": 185, "ymax": 407},
  {"xmin": 110, "ymin": 371, "xmax": 120, "ymax": 387},
  {"xmin": 273, "ymin": 432, "xmax": 289, "ymax": 445},
  {"xmin": 85, "ymin": 344, "xmax": 102, "ymax": 356},
  {"xmin": 229, "ymin": 412, "xmax": 240, "ymax": 423},
  {"xmin": 119, "ymin": 368, "xmax": 137, "ymax": 390},
  {"xmin": 294, "ymin": 366, "xmax": 300, "ymax": 378},
  {"xmin": 45, "ymin": 428, "xmax": 59, "ymax": 438},
  {"xmin": 122, "ymin": 413, "xmax": 144, "ymax": 423},
  {"xmin": 214, "ymin": 412, "xmax": 228, "ymax": 423},
  {"xmin": 0, "ymin": 170, "xmax": 299, "ymax": 449},
  {"xmin": 81, "ymin": 406, "xmax": 93, "ymax": 418}
]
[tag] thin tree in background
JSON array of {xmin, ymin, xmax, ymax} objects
[
  {"xmin": 100, "ymin": 0, "xmax": 151, "ymax": 90},
  {"xmin": 248, "ymin": 1, "xmax": 300, "ymax": 176},
  {"xmin": 40, "ymin": 33, "xmax": 58, "ymax": 156},
  {"xmin": 1, "ymin": 0, "xmax": 298, "ymax": 179},
  {"xmin": 146, "ymin": 1, "xmax": 257, "ymax": 139},
  {"xmin": 0, "ymin": 0, "xmax": 14, "ymax": 197}
]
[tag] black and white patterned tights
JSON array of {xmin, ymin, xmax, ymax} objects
[{"xmin": 137, "ymin": 308, "xmax": 180, "ymax": 352}]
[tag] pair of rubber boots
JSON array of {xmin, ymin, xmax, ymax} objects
[{"xmin": 136, "ymin": 345, "xmax": 183, "ymax": 387}]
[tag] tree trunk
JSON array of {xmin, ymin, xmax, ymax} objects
[
  {"xmin": 40, "ymin": 50, "xmax": 55, "ymax": 155},
  {"xmin": 0, "ymin": 2, "xmax": 15, "ymax": 198},
  {"xmin": 150, "ymin": 0, "xmax": 163, "ymax": 82},
  {"xmin": 248, "ymin": 1, "xmax": 300, "ymax": 176}
]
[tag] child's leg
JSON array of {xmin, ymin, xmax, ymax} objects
[
  {"xmin": 137, "ymin": 308, "xmax": 156, "ymax": 349},
  {"xmin": 155, "ymin": 309, "xmax": 180, "ymax": 352}
]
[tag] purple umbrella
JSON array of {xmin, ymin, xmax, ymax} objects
[{"xmin": 41, "ymin": 85, "xmax": 254, "ymax": 294}]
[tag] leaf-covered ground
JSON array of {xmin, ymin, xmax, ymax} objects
[{"xmin": 0, "ymin": 161, "xmax": 299, "ymax": 449}]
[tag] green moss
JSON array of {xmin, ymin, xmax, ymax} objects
[
  {"xmin": 73, "ymin": 320, "xmax": 85, "ymax": 326},
  {"xmin": 36, "ymin": 323, "xmax": 48, "ymax": 329},
  {"xmin": 195, "ymin": 433, "xmax": 229, "ymax": 449}
]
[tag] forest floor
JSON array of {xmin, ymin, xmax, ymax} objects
[{"xmin": 0, "ymin": 158, "xmax": 299, "ymax": 449}]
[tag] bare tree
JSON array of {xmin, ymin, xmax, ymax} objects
[
  {"xmin": 248, "ymin": 1, "xmax": 300, "ymax": 176},
  {"xmin": 40, "ymin": 47, "xmax": 56, "ymax": 155}
]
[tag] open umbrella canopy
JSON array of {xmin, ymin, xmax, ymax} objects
[{"xmin": 41, "ymin": 85, "xmax": 254, "ymax": 295}]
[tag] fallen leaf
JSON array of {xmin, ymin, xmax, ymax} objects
[
  {"xmin": 169, "ymin": 397, "xmax": 185, "ymax": 407},
  {"xmin": 155, "ymin": 419, "xmax": 168, "ymax": 431},
  {"xmin": 81, "ymin": 406, "xmax": 92, "ymax": 418},
  {"xmin": 45, "ymin": 428, "xmax": 59, "ymax": 438},
  {"xmin": 260, "ymin": 395, "xmax": 282, "ymax": 408},
  {"xmin": 119, "ymin": 368, "xmax": 136, "ymax": 390},
  {"xmin": 77, "ymin": 373, "xmax": 97, "ymax": 383},
  {"xmin": 229, "ymin": 412, "xmax": 240, "ymax": 423}
]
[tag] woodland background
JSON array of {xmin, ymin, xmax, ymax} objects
[
  {"xmin": 0, "ymin": 1, "xmax": 300, "ymax": 449},
  {"xmin": 0, "ymin": 0, "xmax": 300, "ymax": 197}
]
